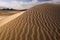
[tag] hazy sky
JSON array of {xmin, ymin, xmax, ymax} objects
[
  {"xmin": 0, "ymin": 0, "xmax": 60, "ymax": 9},
  {"xmin": 0, "ymin": 0, "xmax": 50, "ymax": 2}
]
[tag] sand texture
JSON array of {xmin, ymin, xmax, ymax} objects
[
  {"xmin": 0, "ymin": 10, "xmax": 21, "ymax": 15},
  {"xmin": 0, "ymin": 3, "xmax": 60, "ymax": 40}
]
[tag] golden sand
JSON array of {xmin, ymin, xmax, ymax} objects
[{"xmin": 0, "ymin": 3, "xmax": 60, "ymax": 40}]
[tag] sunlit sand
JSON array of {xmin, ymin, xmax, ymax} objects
[{"xmin": 0, "ymin": 3, "xmax": 60, "ymax": 40}]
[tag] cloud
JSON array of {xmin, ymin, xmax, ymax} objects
[
  {"xmin": 0, "ymin": 0, "xmax": 60, "ymax": 10},
  {"xmin": 52, "ymin": 0, "xmax": 60, "ymax": 2},
  {"xmin": 32, "ymin": 0, "xmax": 38, "ymax": 2},
  {"xmin": 52, "ymin": 0, "xmax": 60, "ymax": 1},
  {"xmin": 0, "ymin": 0, "xmax": 41, "ymax": 10}
]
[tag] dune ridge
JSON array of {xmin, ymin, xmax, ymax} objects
[
  {"xmin": 0, "ymin": 11, "xmax": 25, "ymax": 27},
  {"xmin": 0, "ymin": 3, "xmax": 60, "ymax": 40}
]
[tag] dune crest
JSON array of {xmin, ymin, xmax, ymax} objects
[{"xmin": 0, "ymin": 3, "xmax": 60, "ymax": 40}]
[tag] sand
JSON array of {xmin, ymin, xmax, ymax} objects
[
  {"xmin": 0, "ymin": 11, "xmax": 25, "ymax": 27},
  {"xmin": 0, "ymin": 10, "xmax": 20, "ymax": 15},
  {"xmin": 0, "ymin": 3, "xmax": 60, "ymax": 40}
]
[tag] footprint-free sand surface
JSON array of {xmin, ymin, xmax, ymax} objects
[
  {"xmin": 0, "ymin": 3, "xmax": 60, "ymax": 40},
  {"xmin": 0, "ymin": 11, "xmax": 25, "ymax": 27},
  {"xmin": 0, "ymin": 10, "xmax": 21, "ymax": 21}
]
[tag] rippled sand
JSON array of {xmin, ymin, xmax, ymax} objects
[{"xmin": 0, "ymin": 3, "xmax": 60, "ymax": 40}]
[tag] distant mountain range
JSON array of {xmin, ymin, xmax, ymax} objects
[{"xmin": 0, "ymin": 6, "xmax": 27, "ymax": 11}]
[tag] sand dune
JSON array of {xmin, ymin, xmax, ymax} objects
[
  {"xmin": 0, "ymin": 3, "xmax": 60, "ymax": 40},
  {"xmin": 0, "ymin": 10, "xmax": 21, "ymax": 15},
  {"xmin": 0, "ymin": 11, "xmax": 25, "ymax": 27}
]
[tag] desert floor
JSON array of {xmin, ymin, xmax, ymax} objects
[
  {"xmin": 0, "ymin": 3, "xmax": 60, "ymax": 40},
  {"xmin": 0, "ymin": 10, "xmax": 25, "ymax": 27}
]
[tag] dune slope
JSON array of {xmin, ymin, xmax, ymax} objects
[{"xmin": 0, "ymin": 3, "xmax": 60, "ymax": 40}]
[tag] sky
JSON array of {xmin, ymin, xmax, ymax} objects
[{"xmin": 0, "ymin": 0, "xmax": 60, "ymax": 10}]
